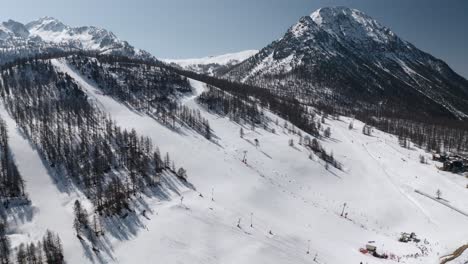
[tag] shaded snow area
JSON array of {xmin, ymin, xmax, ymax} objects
[{"xmin": 3, "ymin": 58, "xmax": 467, "ymax": 264}]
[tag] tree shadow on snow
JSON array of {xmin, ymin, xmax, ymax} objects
[
  {"xmin": 84, "ymin": 171, "xmax": 196, "ymax": 262},
  {"xmin": 9, "ymin": 106, "xmax": 197, "ymax": 263},
  {"xmin": 12, "ymin": 126, "xmax": 78, "ymax": 196},
  {"xmin": 0, "ymin": 198, "xmax": 34, "ymax": 227}
]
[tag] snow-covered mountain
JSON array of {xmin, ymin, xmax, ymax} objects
[
  {"xmin": 0, "ymin": 17, "xmax": 152, "ymax": 64},
  {"xmin": 0, "ymin": 8, "xmax": 467, "ymax": 264},
  {"xmin": 164, "ymin": 50, "xmax": 258, "ymax": 76},
  {"xmin": 0, "ymin": 20, "xmax": 30, "ymax": 40},
  {"xmin": 225, "ymin": 7, "xmax": 468, "ymax": 120},
  {"xmin": 1, "ymin": 55, "xmax": 467, "ymax": 264}
]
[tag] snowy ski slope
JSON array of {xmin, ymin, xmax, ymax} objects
[{"xmin": 2, "ymin": 58, "xmax": 467, "ymax": 264}]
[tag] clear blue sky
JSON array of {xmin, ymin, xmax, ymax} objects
[{"xmin": 1, "ymin": 0, "xmax": 467, "ymax": 77}]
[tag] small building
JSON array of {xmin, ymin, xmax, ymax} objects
[
  {"xmin": 443, "ymin": 160, "xmax": 465, "ymax": 172},
  {"xmin": 399, "ymin": 233, "xmax": 410, "ymax": 243},
  {"xmin": 366, "ymin": 244, "xmax": 377, "ymax": 252},
  {"xmin": 399, "ymin": 232, "xmax": 420, "ymax": 243}
]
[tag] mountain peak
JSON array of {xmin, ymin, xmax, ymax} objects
[
  {"xmin": 26, "ymin": 16, "xmax": 67, "ymax": 33},
  {"xmin": 310, "ymin": 6, "xmax": 353, "ymax": 24},
  {"xmin": 310, "ymin": 6, "xmax": 372, "ymax": 24},
  {"xmin": 36, "ymin": 16, "xmax": 61, "ymax": 23},
  {"xmin": 225, "ymin": 6, "xmax": 468, "ymax": 119},
  {"xmin": 309, "ymin": 6, "xmax": 396, "ymax": 45}
]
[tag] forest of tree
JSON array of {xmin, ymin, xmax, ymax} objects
[
  {"xmin": 17, "ymin": 230, "xmax": 65, "ymax": 264},
  {"xmin": 2, "ymin": 51, "xmax": 467, "ymax": 153},
  {"xmin": 1, "ymin": 220, "xmax": 64, "ymax": 264},
  {"xmin": 0, "ymin": 59, "xmax": 186, "ymax": 216},
  {"xmin": 197, "ymin": 84, "xmax": 266, "ymax": 126},
  {"xmin": 67, "ymin": 55, "xmax": 212, "ymax": 139},
  {"xmin": 317, "ymin": 101, "xmax": 468, "ymax": 154},
  {"xmin": 0, "ymin": 116, "xmax": 27, "ymax": 206},
  {"xmin": 168, "ymin": 65, "xmax": 321, "ymax": 138},
  {"xmin": 1, "ymin": 51, "xmax": 465, "ymax": 162},
  {"xmin": 168, "ymin": 63, "xmax": 468, "ymax": 155}
]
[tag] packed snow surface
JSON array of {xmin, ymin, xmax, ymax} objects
[{"xmin": 3, "ymin": 59, "xmax": 467, "ymax": 264}]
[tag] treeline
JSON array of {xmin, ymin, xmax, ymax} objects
[
  {"xmin": 0, "ymin": 116, "xmax": 26, "ymax": 203},
  {"xmin": 0, "ymin": 49, "xmax": 99, "ymax": 70},
  {"xmin": 317, "ymin": 100, "xmax": 468, "ymax": 154},
  {"xmin": 0, "ymin": 42, "xmax": 74, "ymax": 66},
  {"xmin": 197, "ymin": 84, "xmax": 265, "ymax": 126},
  {"xmin": 7, "ymin": 51, "xmax": 463, "ymax": 155},
  {"xmin": 1, "ymin": 51, "xmax": 320, "ymax": 139},
  {"xmin": 0, "ymin": 60, "xmax": 186, "ymax": 215},
  {"xmin": 366, "ymin": 117, "xmax": 468, "ymax": 153},
  {"xmin": 166, "ymin": 65, "xmax": 320, "ymax": 137},
  {"xmin": 164, "ymin": 63, "xmax": 347, "ymax": 168},
  {"xmin": 180, "ymin": 60, "xmax": 468, "ymax": 154},
  {"xmin": 67, "ymin": 55, "xmax": 212, "ymax": 139},
  {"xmin": 170, "ymin": 59, "xmax": 468, "ymax": 155},
  {"xmin": 1, "ymin": 220, "xmax": 65, "ymax": 264}
]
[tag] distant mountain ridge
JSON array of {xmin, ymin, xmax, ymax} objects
[
  {"xmin": 164, "ymin": 50, "xmax": 258, "ymax": 76},
  {"xmin": 0, "ymin": 16, "xmax": 152, "ymax": 64},
  {"xmin": 224, "ymin": 7, "xmax": 468, "ymax": 120}
]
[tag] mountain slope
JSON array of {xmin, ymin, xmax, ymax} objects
[
  {"xmin": 2, "ymin": 55, "xmax": 467, "ymax": 264},
  {"xmin": 164, "ymin": 50, "xmax": 258, "ymax": 76},
  {"xmin": 225, "ymin": 7, "xmax": 468, "ymax": 120}
]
